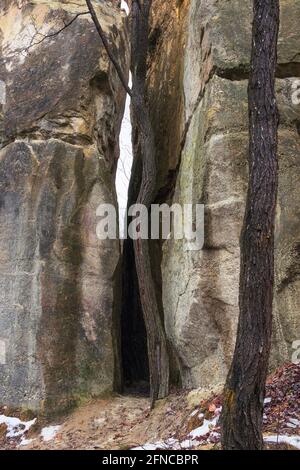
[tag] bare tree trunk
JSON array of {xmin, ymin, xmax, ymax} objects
[
  {"xmin": 130, "ymin": 0, "xmax": 169, "ymax": 406},
  {"xmin": 221, "ymin": 0, "xmax": 280, "ymax": 450},
  {"xmin": 86, "ymin": 0, "xmax": 169, "ymax": 405}
]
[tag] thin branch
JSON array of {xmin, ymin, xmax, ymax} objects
[
  {"xmin": 119, "ymin": 155, "xmax": 131, "ymax": 182},
  {"xmin": 25, "ymin": 12, "xmax": 90, "ymax": 51},
  {"xmin": 85, "ymin": 0, "xmax": 132, "ymax": 97},
  {"xmin": 0, "ymin": 11, "xmax": 90, "ymax": 64}
]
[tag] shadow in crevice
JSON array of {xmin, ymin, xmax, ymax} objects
[{"xmin": 121, "ymin": 237, "xmax": 150, "ymax": 396}]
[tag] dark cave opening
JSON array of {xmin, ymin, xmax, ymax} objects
[{"xmin": 121, "ymin": 238, "xmax": 150, "ymax": 395}]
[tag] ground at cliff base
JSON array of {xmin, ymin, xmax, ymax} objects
[{"xmin": 0, "ymin": 363, "xmax": 299, "ymax": 450}]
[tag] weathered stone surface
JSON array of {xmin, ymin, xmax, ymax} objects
[
  {"xmin": 148, "ymin": 0, "xmax": 300, "ymax": 388},
  {"xmin": 183, "ymin": 0, "xmax": 300, "ymax": 80},
  {"xmin": 147, "ymin": 0, "xmax": 188, "ymax": 192},
  {"xmin": 0, "ymin": 0, "xmax": 129, "ymax": 413}
]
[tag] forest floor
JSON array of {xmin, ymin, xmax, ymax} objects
[{"xmin": 0, "ymin": 363, "xmax": 299, "ymax": 450}]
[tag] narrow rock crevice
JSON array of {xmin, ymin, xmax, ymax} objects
[{"xmin": 121, "ymin": 237, "xmax": 150, "ymax": 394}]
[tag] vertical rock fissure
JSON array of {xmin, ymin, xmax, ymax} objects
[
  {"xmin": 117, "ymin": 83, "xmax": 150, "ymax": 395},
  {"xmin": 121, "ymin": 237, "xmax": 150, "ymax": 394}
]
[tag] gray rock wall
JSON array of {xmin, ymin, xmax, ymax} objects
[
  {"xmin": 1, "ymin": 0, "xmax": 298, "ymax": 411},
  {"xmin": 148, "ymin": 0, "xmax": 300, "ymax": 388},
  {"xmin": 0, "ymin": 0, "xmax": 129, "ymax": 414}
]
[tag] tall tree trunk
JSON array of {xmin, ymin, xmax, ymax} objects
[
  {"xmin": 130, "ymin": 0, "xmax": 169, "ymax": 406},
  {"xmin": 221, "ymin": 0, "xmax": 280, "ymax": 450}
]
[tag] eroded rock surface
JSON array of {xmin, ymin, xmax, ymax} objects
[
  {"xmin": 0, "ymin": 0, "xmax": 129, "ymax": 413},
  {"xmin": 148, "ymin": 0, "xmax": 300, "ymax": 387}
]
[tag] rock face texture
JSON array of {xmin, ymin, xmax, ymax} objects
[
  {"xmin": 147, "ymin": 0, "xmax": 300, "ymax": 388},
  {"xmin": 1, "ymin": 0, "xmax": 299, "ymax": 413},
  {"xmin": 0, "ymin": 0, "xmax": 129, "ymax": 414}
]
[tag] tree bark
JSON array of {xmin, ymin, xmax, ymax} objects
[
  {"xmin": 221, "ymin": 0, "xmax": 280, "ymax": 450},
  {"xmin": 130, "ymin": 0, "xmax": 169, "ymax": 406},
  {"xmin": 86, "ymin": 0, "xmax": 132, "ymax": 96},
  {"xmin": 86, "ymin": 0, "xmax": 170, "ymax": 406}
]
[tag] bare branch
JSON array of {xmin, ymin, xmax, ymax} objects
[
  {"xmin": 85, "ymin": 0, "xmax": 132, "ymax": 97},
  {"xmin": 24, "ymin": 12, "xmax": 90, "ymax": 51},
  {"xmin": 0, "ymin": 11, "xmax": 90, "ymax": 64},
  {"xmin": 119, "ymin": 154, "xmax": 131, "ymax": 182}
]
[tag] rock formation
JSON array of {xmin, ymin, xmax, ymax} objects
[
  {"xmin": 0, "ymin": 0, "xmax": 299, "ymax": 414},
  {"xmin": 0, "ymin": 0, "xmax": 129, "ymax": 414},
  {"xmin": 145, "ymin": 0, "xmax": 300, "ymax": 388}
]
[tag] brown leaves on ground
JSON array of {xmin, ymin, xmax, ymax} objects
[
  {"xmin": 264, "ymin": 363, "xmax": 300, "ymax": 435},
  {"xmin": 0, "ymin": 363, "xmax": 299, "ymax": 450}
]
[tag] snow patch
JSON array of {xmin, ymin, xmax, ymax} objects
[
  {"xmin": 0, "ymin": 415, "xmax": 36, "ymax": 438},
  {"xmin": 289, "ymin": 418, "xmax": 300, "ymax": 427},
  {"xmin": 40, "ymin": 425, "xmax": 61, "ymax": 442},
  {"xmin": 189, "ymin": 415, "xmax": 219, "ymax": 439},
  {"xmin": 264, "ymin": 435, "xmax": 300, "ymax": 450},
  {"xmin": 132, "ymin": 438, "xmax": 196, "ymax": 451},
  {"xmin": 19, "ymin": 437, "xmax": 35, "ymax": 447},
  {"xmin": 132, "ymin": 407, "xmax": 222, "ymax": 450},
  {"xmin": 133, "ymin": 442, "xmax": 164, "ymax": 451}
]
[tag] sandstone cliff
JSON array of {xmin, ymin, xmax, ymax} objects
[
  {"xmin": 0, "ymin": 0, "xmax": 299, "ymax": 415},
  {"xmin": 0, "ymin": 0, "xmax": 129, "ymax": 414},
  {"xmin": 146, "ymin": 0, "xmax": 300, "ymax": 388}
]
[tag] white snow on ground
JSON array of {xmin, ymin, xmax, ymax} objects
[
  {"xmin": 189, "ymin": 414, "xmax": 219, "ymax": 439},
  {"xmin": 286, "ymin": 418, "xmax": 300, "ymax": 429},
  {"xmin": 132, "ymin": 409, "xmax": 221, "ymax": 450},
  {"xmin": 132, "ymin": 396, "xmax": 300, "ymax": 451},
  {"xmin": 264, "ymin": 397, "xmax": 272, "ymax": 405},
  {"xmin": 133, "ymin": 407, "xmax": 300, "ymax": 451},
  {"xmin": 40, "ymin": 425, "xmax": 61, "ymax": 442},
  {"xmin": 133, "ymin": 438, "xmax": 195, "ymax": 451},
  {"xmin": 133, "ymin": 442, "xmax": 166, "ymax": 451},
  {"xmin": 0, "ymin": 415, "xmax": 60, "ymax": 445},
  {"xmin": 0, "ymin": 415, "xmax": 36, "ymax": 438},
  {"xmin": 18, "ymin": 437, "xmax": 35, "ymax": 447},
  {"xmin": 264, "ymin": 435, "xmax": 300, "ymax": 450}
]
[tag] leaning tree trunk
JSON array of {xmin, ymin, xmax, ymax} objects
[
  {"xmin": 221, "ymin": 0, "xmax": 280, "ymax": 450},
  {"xmin": 130, "ymin": 0, "xmax": 169, "ymax": 406},
  {"xmin": 86, "ymin": 0, "xmax": 169, "ymax": 407}
]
